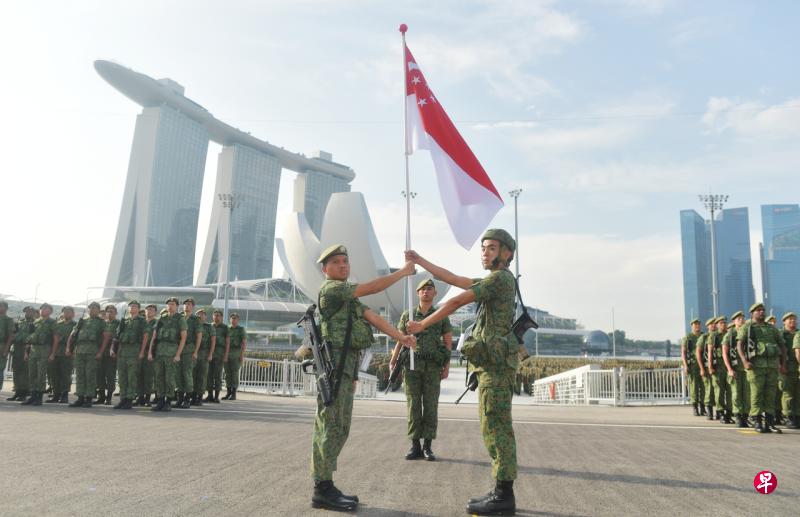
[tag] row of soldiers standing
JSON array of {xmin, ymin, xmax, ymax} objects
[
  {"xmin": 0, "ymin": 297, "xmax": 247, "ymax": 411},
  {"xmin": 681, "ymin": 302, "xmax": 798, "ymax": 433}
]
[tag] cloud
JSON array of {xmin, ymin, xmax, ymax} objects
[
  {"xmin": 702, "ymin": 96, "xmax": 800, "ymax": 140},
  {"xmin": 611, "ymin": 0, "xmax": 675, "ymax": 16},
  {"xmin": 669, "ymin": 17, "xmax": 718, "ymax": 47}
]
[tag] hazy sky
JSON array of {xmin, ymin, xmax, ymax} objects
[{"xmin": 1, "ymin": 1, "xmax": 798, "ymax": 340}]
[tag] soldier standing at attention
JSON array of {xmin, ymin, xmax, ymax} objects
[
  {"xmin": 737, "ymin": 302, "xmax": 786, "ymax": 433},
  {"xmin": 681, "ymin": 318, "xmax": 703, "ymax": 416},
  {"xmin": 191, "ymin": 308, "xmax": 215, "ymax": 406},
  {"xmin": 696, "ymin": 318, "xmax": 716, "ymax": 420},
  {"xmin": 222, "ymin": 313, "xmax": 246, "ymax": 400},
  {"xmin": 48, "ymin": 307, "xmax": 76, "ymax": 403},
  {"xmin": 66, "ymin": 302, "xmax": 106, "ymax": 408},
  {"xmin": 390, "ymin": 278, "xmax": 452, "ymax": 461},
  {"xmin": 767, "ymin": 314, "xmax": 784, "ymax": 423},
  {"xmin": 708, "ymin": 316, "xmax": 733, "ymax": 423},
  {"xmin": 310, "ymin": 244, "xmax": 416, "ymax": 512},
  {"xmin": 150, "ymin": 298, "xmax": 187, "ymax": 412},
  {"xmin": 0, "ymin": 301, "xmax": 15, "ymax": 394},
  {"xmin": 135, "ymin": 304, "xmax": 158, "ymax": 406},
  {"xmin": 779, "ymin": 312, "xmax": 799, "ymax": 429},
  {"xmin": 21, "ymin": 303, "xmax": 56, "ymax": 406},
  {"xmin": 722, "ymin": 311, "xmax": 749, "ymax": 427},
  {"xmin": 175, "ymin": 298, "xmax": 199, "ymax": 409},
  {"xmin": 112, "ymin": 301, "xmax": 147, "ymax": 410},
  {"xmin": 96, "ymin": 304, "xmax": 119, "ymax": 405},
  {"xmin": 406, "ymin": 229, "xmax": 520, "ymax": 516},
  {"xmin": 206, "ymin": 309, "xmax": 228, "ymax": 403},
  {"xmin": 7, "ymin": 306, "xmax": 35, "ymax": 401}
]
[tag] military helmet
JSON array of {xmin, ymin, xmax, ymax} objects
[
  {"xmin": 481, "ymin": 229, "xmax": 516, "ymax": 252},
  {"xmin": 62, "ymin": 306, "xmax": 74, "ymax": 313}
]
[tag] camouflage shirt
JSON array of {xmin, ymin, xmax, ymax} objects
[
  {"xmin": 722, "ymin": 327, "xmax": 742, "ymax": 368},
  {"xmin": 464, "ymin": 269, "xmax": 517, "ymax": 373},
  {"xmin": 103, "ymin": 319, "xmax": 120, "ymax": 358},
  {"xmin": 228, "ymin": 325, "xmax": 246, "ymax": 351},
  {"xmin": 681, "ymin": 332, "xmax": 701, "ymax": 364},
  {"xmin": 183, "ymin": 313, "xmax": 199, "ymax": 354},
  {"xmin": 197, "ymin": 322, "xmax": 213, "ymax": 353},
  {"xmin": 13, "ymin": 317, "xmax": 36, "ymax": 347},
  {"xmin": 783, "ymin": 329, "xmax": 797, "ymax": 370},
  {"xmin": 75, "ymin": 316, "xmax": 106, "ymax": 355},
  {"xmin": 53, "ymin": 319, "xmax": 76, "ymax": 356},
  {"xmin": 318, "ymin": 279, "xmax": 375, "ymax": 378},
  {"xmin": 398, "ymin": 306, "xmax": 451, "ymax": 359},
  {"xmin": 118, "ymin": 315, "xmax": 146, "ymax": 357},
  {"xmin": 212, "ymin": 322, "xmax": 228, "ymax": 358},
  {"xmin": 155, "ymin": 312, "xmax": 188, "ymax": 356},
  {"xmin": 27, "ymin": 316, "xmax": 56, "ymax": 347},
  {"xmin": 0, "ymin": 314, "xmax": 15, "ymax": 346},
  {"xmin": 737, "ymin": 321, "xmax": 785, "ymax": 368}
]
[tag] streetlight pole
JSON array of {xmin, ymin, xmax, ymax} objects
[
  {"xmin": 699, "ymin": 194, "xmax": 728, "ymax": 316},
  {"xmin": 509, "ymin": 189, "xmax": 522, "ymax": 279},
  {"xmin": 219, "ymin": 193, "xmax": 242, "ymax": 322}
]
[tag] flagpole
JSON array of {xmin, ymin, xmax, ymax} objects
[{"xmin": 400, "ymin": 23, "xmax": 414, "ymax": 371}]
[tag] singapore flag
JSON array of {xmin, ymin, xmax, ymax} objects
[{"xmin": 405, "ymin": 44, "xmax": 504, "ymax": 249}]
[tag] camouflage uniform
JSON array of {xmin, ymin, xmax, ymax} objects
[
  {"xmin": 153, "ymin": 312, "xmax": 187, "ymax": 399},
  {"xmin": 137, "ymin": 318, "xmax": 157, "ymax": 399},
  {"xmin": 11, "ymin": 315, "xmax": 35, "ymax": 396},
  {"xmin": 97, "ymin": 318, "xmax": 119, "ymax": 399},
  {"xmin": 697, "ymin": 332, "xmax": 714, "ymax": 408},
  {"xmin": 0, "ymin": 313, "xmax": 15, "ymax": 392},
  {"xmin": 312, "ymin": 279, "xmax": 374, "ymax": 481},
  {"xmin": 709, "ymin": 329, "xmax": 731, "ymax": 416},
  {"xmin": 73, "ymin": 316, "xmax": 106, "ymax": 398},
  {"xmin": 26, "ymin": 316, "xmax": 56, "ymax": 393},
  {"xmin": 116, "ymin": 315, "xmax": 146, "ymax": 401},
  {"xmin": 225, "ymin": 324, "xmax": 246, "ymax": 390},
  {"xmin": 398, "ymin": 306, "xmax": 451, "ymax": 440},
  {"xmin": 462, "ymin": 269, "xmax": 518, "ymax": 481},
  {"xmin": 681, "ymin": 331, "xmax": 703, "ymax": 405},
  {"xmin": 738, "ymin": 320, "xmax": 785, "ymax": 417},
  {"xmin": 723, "ymin": 326, "xmax": 749, "ymax": 416},
  {"xmin": 177, "ymin": 312, "xmax": 198, "ymax": 396},
  {"xmin": 193, "ymin": 320, "xmax": 213, "ymax": 397},
  {"xmin": 208, "ymin": 322, "xmax": 228, "ymax": 394},
  {"xmin": 50, "ymin": 318, "xmax": 76, "ymax": 399},
  {"xmin": 780, "ymin": 327, "xmax": 798, "ymax": 420}
]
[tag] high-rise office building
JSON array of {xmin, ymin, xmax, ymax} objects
[
  {"xmin": 680, "ymin": 207, "xmax": 755, "ymax": 330},
  {"xmin": 293, "ymin": 151, "xmax": 352, "ymax": 238},
  {"xmin": 761, "ymin": 204, "xmax": 800, "ymax": 319}
]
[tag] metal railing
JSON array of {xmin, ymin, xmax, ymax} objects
[
  {"xmin": 304, "ymin": 372, "xmax": 378, "ymax": 400},
  {"xmin": 238, "ymin": 358, "xmax": 305, "ymax": 395}
]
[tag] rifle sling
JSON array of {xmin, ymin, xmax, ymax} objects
[{"xmin": 331, "ymin": 302, "xmax": 353, "ymax": 401}]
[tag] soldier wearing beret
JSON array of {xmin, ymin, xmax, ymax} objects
[
  {"xmin": 7, "ymin": 306, "xmax": 35, "ymax": 401},
  {"xmin": 48, "ymin": 306, "xmax": 77, "ymax": 403},
  {"xmin": 695, "ymin": 318, "xmax": 716, "ymax": 419},
  {"xmin": 66, "ymin": 302, "xmax": 107, "ymax": 408},
  {"xmin": 135, "ymin": 304, "xmax": 158, "ymax": 406},
  {"xmin": 681, "ymin": 318, "xmax": 704, "ymax": 416},
  {"xmin": 707, "ymin": 316, "xmax": 733, "ymax": 423},
  {"xmin": 95, "ymin": 304, "xmax": 119, "ymax": 404},
  {"xmin": 21, "ymin": 303, "xmax": 56, "ymax": 406},
  {"xmin": 112, "ymin": 301, "xmax": 147, "ymax": 410},
  {"xmin": 737, "ymin": 302, "xmax": 787, "ymax": 433},
  {"xmin": 0, "ymin": 301, "xmax": 14, "ymax": 394},
  {"xmin": 205, "ymin": 309, "xmax": 227, "ymax": 403},
  {"xmin": 191, "ymin": 308, "xmax": 215, "ymax": 406},
  {"xmin": 175, "ymin": 298, "xmax": 199, "ymax": 409},
  {"xmin": 150, "ymin": 297, "xmax": 187, "ymax": 411},
  {"xmin": 222, "ymin": 313, "xmax": 246, "ymax": 400},
  {"xmin": 310, "ymin": 244, "xmax": 416, "ymax": 512},
  {"xmin": 722, "ymin": 311, "xmax": 749, "ymax": 427},
  {"xmin": 779, "ymin": 312, "xmax": 799, "ymax": 429},
  {"xmin": 390, "ymin": 277, "xmax": 452, "ymax": 461},
  {"xmin": 406, "ymin": 228, "xmax": 520, "ymax": 516}
]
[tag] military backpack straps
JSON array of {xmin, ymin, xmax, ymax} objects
[
  {"xmin": 728, "ymin": 330, "xmax": 739, "ymax": 367},
  {"xmin": 745, "ymin": 323, "xmax": 757, "ymax": 360},
  {"xmin": 317, "ymin": 294, "xmax": 354, "ymax": 400}
]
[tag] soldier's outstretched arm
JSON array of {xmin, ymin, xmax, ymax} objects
[
  {"xmin": 363, "ymin": 309, "xmax": 415, "ymax": 348},
  {"xmin": 405, "ymin": 250, "xmax": 472, "ymax": 290},
  {"xmin": 354, "ymin": 261, "xmax": 415, "ymax": 298},
  {"xmin": 407, "ymin": 289, "xmax": 476, "ymax": 335}
]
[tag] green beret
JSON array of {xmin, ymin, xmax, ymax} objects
[
  {"xmin": 128, "ymin": 300, "xmax": 140, "ymax": 307},
  {"xmin": 715, "ymin": 316, "xmax": 726, "ymax": 323},
  {"xmin": 416, "ymin": 278, "xmax": 435, "ymax": 291},
  {"xmin": 145, "ymin": 304, "xmax": 157, "ymax": 310},
  {"xmin": 749, "ymin": 302, "xmax": 765, "ymax": 313},
  {"xmin": 105, "ymin": 304, "xmax": 117, "ymax": 312},
  {"xmin": 165, "ymin": 297, "xmax": 179, "ymax": 305},
  {"xmin": 88, "ymin": 302, "xmax": 101, "ymax": 310},
  {"xmin": 317, "ymin": 244, "xmax": 348, "ymax": 264},
  {"xmin": 766, "ymin": 315, "xmax": 777, "ymax": 323},
  {"xmin": 782, "ymin": 312, "xmax": 796, "ymax": 322},
  {"xmin": 195, "ymin": 308, "xmax": 206, "ymax": 316},
  {"xmin": 481, "ymin": 228, "xmax": 516, "ymax": 252},
  {"xmin": 213, "ymin": 309, "xmax": 223, "ymax": 316},
  {"xmin": 39, "ymin": 303, "xmax": 52, "ymax": 311},
  {"xmin": 61, "ymin": 306, "xmax": 74, "ymax": 313},
  {"xmin": 730, "ymin": 311, "xmax": 744, "ymax": 321},
  {"xmin": 229, "ymin": 312, "xmax": 240, "ymax": 319},
  {"xmin": 22, "ymin": 306, "xmax": 34, "ymax": 312},
  {"xmin": 689, "ymin": 318, "xmax": 701, "ymax": 325},
  {"xmin": 705, "ymin": 318, "xmax": 716, "ymax": 326},
  {"xmin": 183, "ymin": 298, "xmax": 195, "ymax": 305},
  {"xmin": 160, "ymin": 308, "xmax": 169, "ymax": 316}
]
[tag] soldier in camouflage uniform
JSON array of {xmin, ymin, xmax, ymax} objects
[
  {"xmin": 390, "ymin": 278, "xmax": 452, "ymax": 461},
  {"xmin": 0, "ymin": 301, "xmax": 15, "ymax": 394},
  {"xmin": 21, "ymin": 303, "xmax": 56, "ymax": 406},
  {"xmin": 191, "ymin": 308, "xmax": 215, "ymax": 406},
  {"xmin": 7, "ymin": 306, "xmax": 35, "ymax": 401},
  {"xmin": 175, "ymin": 298, "xmax": 199, "ymax": 409},
  {"xmin": 695, "ymin": 318, "xmax": 716, "ymax": 420},
  {"xmin": 309, "ymin": 244, "xmax": 415, "ymax": 512},
  {"xmin": 406, "ymin": 228, "xmax": 520, "ymax": 516},
  {"xmin": 112, "ymin": 301, "xmax": 147, "ymax": 410},
  {"xmin": 149, "ymin": 298, "xmax": 187, "ymax": 412},
  {"xmin": 135, "ymin": 304, "xmax": 157, "ymax": 406},
  {"xmin": 96, "ymin": 304, "xmax": 119, "ymax": 405},
  {"xmin": 707, "ymin": 316, "xmax": 733, "ymax": 423},
  {"xmin": 767, "ymin": 315, "xmax": 784, "ymax": 422},
  {"xmin": 722, "ymin": 311, "xmax": 749, "ymax": 427},
  {"xmin": 47, "ymin": 307, "xmax": 76, "ymax": 403},
  {"xmin": 205, "ymin": 309, "xmax": 227, "ymax": 403},
  {"xmin": 779, "ymin": 312, "xmax": 799, "ymax": 429},
  {"xmin": 737, "ymin": 302, "xmax": 787, "ymax": 433},
  {"xmin": 222, "ymin": 313, "xmax": 246, "ymax": 400},
  {"xmin": 680, "ymin": 318, "xmax": 703, "ymax": 416},
  {"xmin": 66, "ymin": 302, "xmax": 107, "ymax": 408}
]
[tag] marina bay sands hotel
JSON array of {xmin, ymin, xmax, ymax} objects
[{"xmin": 96, "ymin": 60, "xmax": 355, "ymax": 290}]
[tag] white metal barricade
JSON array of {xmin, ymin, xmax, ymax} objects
[
  {"xmin": 238, "ymin": 358, "xmax": 304, "ymax": 395},
  {"xmin": 304, "ymin": 372, "xmax": 378, "ymax": 400}
]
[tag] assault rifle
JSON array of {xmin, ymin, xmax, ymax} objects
[
  {"xmin": 112, "ymin": 317, "xmax": 127, "ymax": 353},
  {"xmin": 455, "ymin": 371, "xmax": 478, "ymax": 404},
  {"xmin": 297, "ymin": 304, "xmax": 336, "ymax": 407},
  {"xmin": 384, "ymin": 347, "xmax": 408, "ymax": 394},
  {"xmin": 149, "ymin": 319, "xmax": 164, "ymax": 357}
]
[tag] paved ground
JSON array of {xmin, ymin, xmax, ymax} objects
[{"xmin": 1, "ymin": 389, "xmax": 798, "ymax": 517}]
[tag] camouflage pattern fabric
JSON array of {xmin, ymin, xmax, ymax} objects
[
  {"xmin": 738, "ymin": 321, "xmax": 784, "ymax": 416},
  {"xmin": 153, "ymin": 313, "xmax": 187, "ymax": 397},
  {"xmin": 780, "ymin": 329, "xmax": 799, "ymax": 417},
  {"xmin": 73, "ymin": 316, "xmax": 106, "ymax": 398},
  {"xmin": 225, "ymin": 325, "xmax": 246, "ymax": 389},
  {"xmin": 11, "ymin": 316, "xmax": 35, "ymax": 394},
  {"xmin": 26, "ymin": 316, "xmax": 55, "ymax": 391},
  {"xmin": 137, "ymin": 318, "xmax": 157, "ymax": 396},
  {"xmin": 97, "ymin": 319, "xmax": 119, "ymax": 394},
  {"xmin": 208, "ymin": 323, "xmax": 228, "ymax": 391},
  {"xmin": 312, "ymin": 367, "xmax": 355, "ymax": 481},
  {"xmin": 682, "ymin": 332, "xmax": 703, "ymax": 404},
  {"xmin": 193, "ymin": 322, "xmax": 213, "ymax": 395},
  {"xmin": 116, "ymin": 315, "xmax": 145, "ymax": 399},
  {"xmin": 709, "ymin": 331, "xmax": 731, "ymax": 412},
  {"xmin": 0, "ymin": 315, "xmax": 13, "ymax": 391},
  {"xmin": 177, "ymin": 313, "xmax": 199, "ymax": 394}
]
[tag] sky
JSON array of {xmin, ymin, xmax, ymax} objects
[{"xmin": 1, "ymin": 0, "xmax": 798, "ymax": 341}]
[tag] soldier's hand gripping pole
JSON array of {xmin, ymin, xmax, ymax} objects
[
  {"xmin": 455, "ymin": 371, "xmax": 479, "ymax": 404},
  {"xmin": 297, "ymin": 304, "xmax": 336, "ymax": 407}
]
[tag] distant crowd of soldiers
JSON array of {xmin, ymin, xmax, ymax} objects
[
  {"xmin": 681, "ymin": 302, "xmax": 799, "ymax": 433},
  {"xmin": 0, "ymin": 297, "xmax": 247, "ymax": 412}
]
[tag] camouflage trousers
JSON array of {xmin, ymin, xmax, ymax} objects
[
  {"xmin": 686, "ymin": 363, "xmax": 703, "ymax": 404},
  {"xmin": 74, "ymin": 354, "xmax": 98, "ymax": 398},
  {"xmin": 746, "ymin": 366, "xmax": 778, "ymax": 416},
  {"xmin": 0, "ymin": 353, "xmax": 6, "ymax": 391},
  {"xmin": 478, "ymin": 369, "xmax": 517, "ymax": 481},
  {"xmin": 48, "ymin": 356, "xmax": 73, "ymax": 395},
  {"xmin": 176, "ymin": 353, "xmax": 194, "ymax": 394},
  {"xmin": 27, "ymin": 346, "xmax": 49, "ymax": 392},
  {"xmin": 193, "ymin": 353, "xmax": 210, "ymax": 395},
  {"xmin": 153, "ymin": 355, "xmax": 177, "ymax": 398},
  {"xmin": 224, "ymin": 355, "xmax": 241, "ymax": 389},
  {"xmin": 116, "ymin": 355, "xmax": 140, "ymax": 399},
  {"xmin": 711, "ymin": 367, "xmax": 731, "ymax": 412},
  {"xmin": 729, "ymin": 367, "xmax": 750, "ymax": 415},
  {"xmin": 312, "ymin": 374, "xmax": 355, "ymax": 481},
  {"xmin": 207, "ymin": 357, "xmax": 224, "ymax": 391},
  {"xmin": 96, "ymin": 355, "xmax": 116, "ymax": 394},
  {"xmin": 137, "ymin": 358, "xmax": 154, "ymax": 395},
  {"xmin": 779, "ymin": 367, "xmax": 800, "ymax": 417},
  {"xmin": 702, "ymin": 372, "xmax": 715, "ymax": 406},
  {"xmin": 404, "ymin": 361, "xmax": 442, "ymax": 440},
  {"xmin": 11, "ymin": 347, "xmax": 29, "ymax": 394}
]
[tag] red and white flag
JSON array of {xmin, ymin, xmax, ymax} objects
[{"xmin": 404, "ymin": 44, "xmax": 503, "ymax": 249}]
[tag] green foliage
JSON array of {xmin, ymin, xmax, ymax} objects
[{"xmin": 519, "ymin": 356, "xmax": 681, "ymax": 381}]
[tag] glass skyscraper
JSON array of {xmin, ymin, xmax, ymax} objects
[
  {"xmin": 680, "ymin": 207, "xmax": 755, "ymax": 330},
  {"xmin": 761, "ymin": 204, "xmax": 800, "ymax": 319},
  {"xmin": 293, "ymin": 154, "xmax": 352, "ymax": 238}
]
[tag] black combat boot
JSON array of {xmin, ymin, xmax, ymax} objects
[
  {"xmin": 723, "ymin": 411, "xmax": 734, "ymax": 424},
  {"xmin": 715, "ymin": 409, "xmax": 722, "ymax": 421},
  {"xmin": 775, "ymin": 410, "xmax": 785, "ymax": 425},
  {"xmin": 32, "ymin": 392, "xmax": 43, "ymax": 406},
  {"xmin": 191, "ymin": 393, "xmax": 203, "ymax": 406},
  {"xmin": 766, "ymin": 414, "xmax": 781, "ymax": 434},
  {"xmin": 82, "ymin": 396, "xmax": 93, "ymax": 408},
  {"xmin": 221, "ymin": 389, "xmax": 232, "ymax": 400},
  {"xmin": 163, "ymin": 397, "xmax": 172, "ymax": 411},
  {"xmin": 204, "ymin": 390, "xmax": 213, "ymax": 402},
  {"xmin": 151, "ymin": 397, "xmax": 165, "ymax": 412},
  {"xmin": 144, "ymin": 393, "xmax": 152, "ymax": 406},
  {"xmin": 113, "ymin": 397, "xmax": 125, "ymax": 409},
  {"xmin": 6, "ymin": 392, "xmax": 20, "ymax": 401},
  {"xmin": 179, "ymin": 393, "xmax": 191, "ymax": 409},
  {"xmin": 699, "ymin": 404, "xmax": 707, "ymax": 416},
  {"xmin": 692, "ymin": 403, "xmax": 699, "ymax": 416},
  {"xmin": 45, "ymin": 392, "xmax": 59, "ymax": 403},
  {"xmin": 311, "ymin": 480, "xmax": 358, "ymax": 511},
  {"xmin": 59, "ymin": 391, "xmax": 69, "ymax": 404},
  {"xmin": 122, "ymin": 398, "xmax": 134, "ymax": 409},
  {"xmin": 213, "ymin": 389, "xmax": 221, "ymax": 403},
  {"xmin": 105, "ymin": 389, "xmax": 114, "ymax": 405},
  {"xmin": 173, "ymin": 392, "xmax": 185, "ymax": 408},
  {"xmin": 754, "ymin": 415, "xmax": 766, "ymax": 433},
  {"xmin": 787, "ymin": 415, "xmax": 800, "ymax": 430},
  {"xmin": 21, "ymin": 392, "xmax": 36, "ymax": 405},
  {"xmin": 405, "ymin": 439, "xmax": 423, "ymax": 460},
  {"xmin": 737, "ymin": 413, "xmax": 748, "ymax": 428},
  {"xmin": 467, "ymin": 480, "xmax": 516, "ymax": 516},
  {"xmin": 68, "ymin": 396, "xmax": 84, "ymax": 407},
  {"xmin": 423, "ymin": 439, "xmax": 436, "ymax": 461},
  {"xmin": 706, "ymin": 405, "xmax": 714, "ymax": 420},
  {"xmin": 95, "ymin": 389, "xmax": 105, "ymax": 404},
  {"xmin": 230, "ymin": 388, "xmax": 237, "ymax": 400}
]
